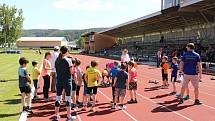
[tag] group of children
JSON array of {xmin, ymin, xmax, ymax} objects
[
  {"xmin": 160, "ymin": 56, "xmax": 190, "ymax": 99},
  {"xmin": 18, "ymin": 55, "xmax": 139, "ymax": 117}
]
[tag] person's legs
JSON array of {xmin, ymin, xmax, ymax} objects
[
  {"xmin": 21, "ymin": 93, "xmax": 26, "ymax": 110},
  {"xmin": 171, "ymin": 77, "xmax": 176, "ymax": 93},
  {"xmin": 65, "ymin": 83, "xmax": 72, "ymax": 118},
  {"xmin": 112, "ymin": 86, "xmax": 116, "ymax": 102},
  {"xmin": 190, "ymin": 75, "xmax": 201, "ymax": 104},
  {"xmin": 76, "ymin": 85, "xmax": 81, "ymax": 103},
  {"xmin": 51, "ymin": 72, "xmax": 57, "ymax": 92},
  {"xmin": 55, "ymin": 84, "xmax": 63, "ymax": 120},
  {"xmin": 133, "ymin": 90, "xmax": 137, "ymax": 101},
  {"xmin": 129, "ymin": 90, "xmax": 133, "ymax": 100},
  {"xmin": 179, "ymin": 75, "xmax": 190, "ymax": 104},
  {"xmin": 91, "ymin": 87, "xmax": 98, "ymax": 112},
  {"xmin": 33, "ymin": 79, "xmax": 38, "ymax": 98},
  {"xmin": 72, "ymin": 81, "xmax": 77, "ymax": 106},
  {"xmin": 43, "ymin": 75, "xmax": 50, "ymax": 99},
  {"xmin": 84, "ymin": 87, "xmax": 92, "ymax": 110}
]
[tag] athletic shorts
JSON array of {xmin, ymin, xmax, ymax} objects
[
  {"xmin": 102, "ymin": 75, "xmax": 109, "ymax": 79},
  {"xmin": 87, "ymin": 86, "xmax": 97, "ymax": 95},
  {"xmin": 72, "ymin": 81, "xmax": 77, "ymax": 91},
  {"xmin": 19, "ymin": 85, "xmax": 31, "ymax": 93},
  {"xmin": 115, "ymin": 88, "xmax": 126, "ymax": 97},
  {"xmin": 76, "ymin": 85, "xmax": 81, "ymax": 96},
  {"xmin": 56, "ymin": 82, "xmax": 72, "ymax": 96},
  {"xmin": 33, "ymin": 79, "xmax": 39, "ymax": 89},
  {"xmin": 171, "ymin": 76, "xmax": 177, "ymax": 82},
  {"xmin": 129, "ymin": 82, "xmax": 137, "ymax": 90},
  {"xmin": 162, "ymin": 74, "xmax": 168, "ymax": 81},
  {"xmin": 182, "ymin": 74, "xmax": 199, "ymax": 89}
]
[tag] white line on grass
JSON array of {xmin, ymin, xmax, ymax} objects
[{"xmin": 98, "ymin": 90, "xmax": 138, "ymax": 121}]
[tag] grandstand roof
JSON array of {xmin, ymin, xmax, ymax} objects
[{"xmin": 100, "ymin": 0, "xmax": 215, "ymax": 38}]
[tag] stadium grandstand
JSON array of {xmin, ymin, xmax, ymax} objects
[{"xmin": 82, "ymin": 0, "xmax": 215, "ymax": 74}]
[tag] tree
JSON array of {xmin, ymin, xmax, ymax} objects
[
  {"xmin": 76, "ymin": 37, "xmax": 84, "ymax": 48},
  {"xmin": 0, "ymin": 4, "xmax": 24, "ymax": 47}
]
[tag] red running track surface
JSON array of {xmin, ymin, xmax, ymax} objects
[{"xmin": 28, "ymin": 55, "xmax": 215, "ymax": 121}]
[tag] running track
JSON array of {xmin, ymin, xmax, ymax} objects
[{"xmin": 28, "ymin": 55, "xmax": 215, "ymax": 121}]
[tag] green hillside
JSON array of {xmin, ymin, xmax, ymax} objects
[{"xmin": 22, "ymin": 28, "xmax": 108, "ymax": 41}]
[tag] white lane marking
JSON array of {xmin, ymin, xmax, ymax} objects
[
  {"xmin": 98, "ymin": 90, "xmax": 138, "ymax": 121},
  {"xmin": 136, "ymin": 93, "xmax": 193, "ymax": 121},
  {"xmin": 74, "ymin": 108, "xmax": 82, "ymax": 121},
  {"xmin": 142, "ymin": 71, "xmax": 215, "ymax": 97},
  {"xmin": 140, "ymin": 81, "xmax": 215, "ymax": 110},
  {"xmin": 19, "ymin": 112, "xmax": 28, "ymax": 121}
]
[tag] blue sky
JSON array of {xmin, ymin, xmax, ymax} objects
[{"xmin": 0, "ymin": 0, "xmax": 161, "ymax": 30}]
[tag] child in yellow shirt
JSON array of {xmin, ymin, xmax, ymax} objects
[
  {"xmin": 84, "ymin": 61, "xmax": 102, "ymax": 112},
  {"xmin": 32, "ymin": 61, "xmax": 40, "ymax": 100}
]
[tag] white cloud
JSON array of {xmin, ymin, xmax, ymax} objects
[{"xmin": 53, "ymin": 0, "xmax": 125, "ymax": 11}]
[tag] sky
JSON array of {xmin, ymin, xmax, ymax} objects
[{"xmin": 0, "ymin": 0, "xmax": 161, "ymax": 30}]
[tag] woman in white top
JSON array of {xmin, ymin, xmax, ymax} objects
[{"xmin": 121, "ymin": 49, "xmax": 130, "ymax": 62}]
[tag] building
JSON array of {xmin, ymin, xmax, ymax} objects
[
  {"xmin": 16, "ymin": 37, "xmax": 68, "ymax": 48},
  {"xmin": 82, "ymin": 32, "xmax": 116, "ymax": 53},
  {"xmin": 86, "ymin": 0, "xmax": 215, "ymax": 63}
]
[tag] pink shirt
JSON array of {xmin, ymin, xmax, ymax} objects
[
  {"xmin": 128, "ymin": 67, "xmax": 137, "ymax": 83},
  {"xmin": 42, "ymin": 59, "xmax": 51, "ymax": 76}
]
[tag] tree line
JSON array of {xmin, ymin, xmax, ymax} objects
[{"xmin": 0, "ymin": 3, "xmax": 24, "ymax": 47}]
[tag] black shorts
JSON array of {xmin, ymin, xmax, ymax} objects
[
  {"xmin": 102, "ymin": 75, "xmax": 109, "ymax": 79},
  {"xmin": 76, "ymin": 85, "xmax": 81, "ymax": 96},
  {"xmin": 19, "ymin": 85, "xmax": 31, "ymax": 93},
  {"xmin": 87, "ymin": 86, "xmax": 97, "ymax": 95},
  {"xmin": 171, "ymin": 76, "xmax": 177, "ymax": 82},
  {"xmin": 162, "ymin": 74, "xmax": 168, "ymax": 81},
  {"xmin": 33, "ymin": 79, "xmax": 39, "ymax": 89},
  {"xmin": 56, "ymin": 82, "xmax": 72, "ymax": 96},
  {"xmin": 72, "ymin": 81, "xmax": 77, "ymax": 91},
  {"xmin": 129, "ymin": 82, "xmax": 137, "ymax": 90}
]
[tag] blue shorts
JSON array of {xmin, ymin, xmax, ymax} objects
[{"xmin": 83, "ymin": 86, "xmax": 93, "ymax": 96}]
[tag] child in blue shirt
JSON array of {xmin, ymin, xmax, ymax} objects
[
  {"xmin": 108, "ymin": 61, "xmax": 120, "ymax": 103},
  {"xmin": 170, "ymin": 57, "xmax": 178, "ymax": 94}
]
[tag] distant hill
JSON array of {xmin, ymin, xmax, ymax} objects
[{"xmin": 22, "ymin": 28, "xmax": 108, "ymax": 41}]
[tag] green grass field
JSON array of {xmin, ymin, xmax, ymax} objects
[{"xmin": 0, "ymin": 50, "xmax": 44, "ymax": 121}]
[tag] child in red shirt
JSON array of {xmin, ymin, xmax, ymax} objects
[{"xmin": 127, "ymin": 61, "xmax": 138, "ymax": 104}]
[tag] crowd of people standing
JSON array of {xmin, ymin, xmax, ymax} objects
[{"xmin": 18, "ymin": 43, "xmax": 204, "ymax": 121}]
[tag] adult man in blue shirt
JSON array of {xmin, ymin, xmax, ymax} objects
[
  {"xmin": 109, "ymin": 61, "xmax": 120, "ymax": 103},
  {"xmin": 178, "ymin": 43, "xmax": 202, "ymax": 105}
]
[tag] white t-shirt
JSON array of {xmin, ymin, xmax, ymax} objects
[
  {"xmin": 121, "ymin": 54, "xmax": 130, "ymax": 62},
  {"xmin": 51, "ymin": 51, "xmax": 59, "ymax": 72}
]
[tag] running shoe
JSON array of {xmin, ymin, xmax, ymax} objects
[
  {"xmin": 127, "ymin": 99, "xmax": 134, "ymax": 104},
  {"xmin": 26, "ymin": 107, "xmax": 33, "ymax": 114},
  {"xmin": 133, "ymin": 100, "xmax": 138, "ymax": 103},
  {"xmin": 119, "ymin": 105, "xmax": 127, "ymax": 110},
  {"xmin": 53, "ymin": 115, "xmax": 61, "ymax": 121},
  {"xmin": 183, "ymin": 95, "xmax": 190, "ymax": 100},
  {"xmin": 111, "ymin": 104, "xmax": 117, "ymax": 109},
  {"xmin": 175, "ymin": 93, "xmax": 181, "ymax": 98},
  {"xmin": 194, "ymin": 99, "xmax": 202, "ymax": 105},
  {"xmin": 66, "ymin": 115, "xmax": 77, "ymax": 121},
  {"xmin": 178, "ymin": 99, "xmax": 184, "ymax": 105},
  {"xmin": 170, "ymin": 92, "xmax": 177, "ymax": 95}
]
